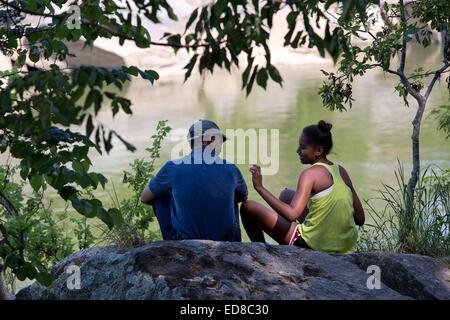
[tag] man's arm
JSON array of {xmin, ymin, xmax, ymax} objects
[
  {"xmin": 234, "ymin": 166, "xmax": 248, "ymax": 203},
  {"xmin": 140, "ymin": 161, "xmax": 172, "ymax": 206},
  {"xmin": 140, "ymin": 185, "xmax": 157, "ymax": 205}
]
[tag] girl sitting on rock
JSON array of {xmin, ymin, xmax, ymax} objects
[{"xmin": 240, "ymin": 120, "xmax": 365, "ymax": 254}]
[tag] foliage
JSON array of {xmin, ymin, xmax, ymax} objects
[
  {"xmin": 0, "ymin": 0, "xmax": 167, "ymax": 285},
  {"xmin": 431, "ymin": 104, "xmax": 450, "ymax": 139},
  {"xmin": 0, "ymin": 164, "xmax": 74, "ymax": 287},
  {"xmin": 0, "ymin": 119, "xmax": 170, "ymax": 290},
  {"xmin": 100, "ymin": 120, "xmax": 171, "ymax": 248},
  {"xmin": 318, "ymin": 1, "xmax": 450, "ymax": 112},
  {"xmin": 315, "ymin": 0, "xmax": 449, "ymax": 246},
  {"xmin": 358, "ymin": 163, "xmax": 450, "ymax": 257},
  {"xmin": 0, "ymin": 0, "xmax": 162, "ymax": 240}
]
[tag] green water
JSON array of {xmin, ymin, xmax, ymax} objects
[
  {"xmin": 85, "ymin": 51, "xmax": 449, "ymax": 211},
  {"xmin": 2, "ymin": 45, "xmax": 450, "ymax": 234}
]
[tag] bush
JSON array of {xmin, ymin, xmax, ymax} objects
[
  {"xmin": 99, "ymin": 120, "xmax": 171, "ymax": 247},
  {"xmin": 0, "ymin": 164, "xmax": 75, "ymax": 292},
  {"xmin": 358, "ymin": 163, "xmax": 449, "ymax": 257}
]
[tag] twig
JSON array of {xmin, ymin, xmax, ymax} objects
[
  {"xmin": 397, "ymin": 0, "xmax": 407, "ymax": 75},
  {"xmin": 0, "ymin": 191, "xmax": 19, "ymax": 217}
]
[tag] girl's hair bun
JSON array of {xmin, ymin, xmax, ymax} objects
[{"xmin": 318, "ymin": 120, "xmax": 332, "ymax": 133}]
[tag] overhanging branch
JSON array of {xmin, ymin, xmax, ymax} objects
[
  {"xmin": 0, "ymin": 0, "xmax": 212, "ymax": 49},
  {"xmin": 397, "ymin": 0, "xmax": 407, "ymax": 75}
]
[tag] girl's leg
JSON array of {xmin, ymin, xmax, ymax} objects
[
  {"xmin": 279, "ymin": 188, "xmax": 295, "ymax": 204},
  {"xmin": 240, "ymin": 188, "xmax": 298, "ymax": 244},
  {"xmin": 240, "ymin": 205, "xmax": 266, "ymax": 242},
  {"xmin": 240, "ymin": 188, "xmax": 295, "ymax": 242}
]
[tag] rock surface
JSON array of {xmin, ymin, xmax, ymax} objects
[{"xmin": 16, "ymin": 240, "xmax": 450, "ymax": 300}]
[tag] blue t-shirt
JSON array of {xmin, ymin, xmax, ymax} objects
[{"xmin": 148, "ymin": 147, "xmax": 248, "ymax": 240}]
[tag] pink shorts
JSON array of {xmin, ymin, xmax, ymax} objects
[{"xmin": 288, "ymin": 225, "xmax": 301, "ymax": 246}]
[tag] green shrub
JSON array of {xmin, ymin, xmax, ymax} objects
[
  {"xmin": 0, "ymin": 120, "xmax": 171, "ymax": 292},
  {"xmin": 358, "ymin": 163, "xmax": 449, "ymax": 257},
  {"xmin": 0, "ymin": 164, "xmax": 75, "ymax": 292},
  {"xmin": 99, "ymin": 120, "xmax": 171, "ymax": 247}
]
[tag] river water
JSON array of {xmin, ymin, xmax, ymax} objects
[
  {"xmin": 85, "ymin": 47, "xmax": 449, "ymax": 211},
  {"xmin": 2, "ymin": 45, "xmax": 450, "ymax": 292},
  {"xmin": 2, "ymin": 45, "xmax": 449, "ymax": 235}
]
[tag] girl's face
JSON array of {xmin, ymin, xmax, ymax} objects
[{"xmin": 297, "ymin": 134, "xmax": 323, "ymax": 164}]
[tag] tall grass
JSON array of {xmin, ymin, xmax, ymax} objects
[{"xmin": 358, "ymin": 163, "xmax": 449, "ymax": 257}]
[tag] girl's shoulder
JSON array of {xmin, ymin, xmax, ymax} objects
[{"xmin": 300, "ymin": 164, "xmax": 329, "ymax": 180}]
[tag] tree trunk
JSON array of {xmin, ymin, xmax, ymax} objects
[{"xmin": 402, "ymin": 97, "xmax": 426, "ymax": 247}]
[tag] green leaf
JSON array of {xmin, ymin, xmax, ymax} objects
[
  {"xmin": 122, "ymin": 66, "xmax": 139, "ymax": 76},
  {"xmin": 97, "ymin": 208, "xmax": 114, "ymax": 229},
  {"xmin": 246, "ymin": 66, "xmax": 258, "ymax": 96},
  {"xmin": 58, "ymin": 186, "xmax": 78, "ymax": 201},
  {"xmin": 73, "ymin": 145, "xmax": 89, "ymax": 159},
  {"xmin": 185, "ymin": 8, "xmax": 198, "ymax": 31},
  {"xmin": 30, "ymin": 175, "xmax": 43, "ymax": 192},
  {"xmin": 114, "ymin": 97, "xmax": 132, "ymax": 114},
  {"xmin": 5, "ymin": 254, "xmax": 21, "ymax": 269},
  {"xmin": 256, "ymin": 68, "xmax": 268, "ymax": 90},
  {"xmin": 108, "ymin": 208, "xmax": 124, "ymax": 228},
  {"xmin": 16, "ymin": 262, "xmax": 38, "ymax": 281},
  {"xmin": 286, "ymin": 11, "xmax": 299, "ymax": 28},
  {"xmin": 85, "ymin": 115, "xmax": 94, "ymax": 139},
  {"xmin": 268, "ymin": 65, "xmax": 283, "ymax": 85},
  {"xmin": 35, "ymin": 271, "xmax": 53, "ymax": 286},
  {"xmin": 135, "ymin": 28, "xmax": 151, "ymax": 48},
  {"xmin": 71, "ymin": 198, "xmax": 95, "ymax": 218},
  {"xmin": 84, "ymin": 90, "xmax": 102, "ymax": 114},
  {"xmin": 16, "ymin": 50, "xmax": 27, "ymax": 68},
  {"xmin": 72, "ymin": 159, "xmax": 90, "ymax": 173},
  {"xmin": 183, "ymin": 54, "xmax": 198, "ymax": 82}
]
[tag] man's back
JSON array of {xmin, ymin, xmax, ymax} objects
[{"xmin": 149, "ymin": 147, "xmax": 247, "ymax": 240}]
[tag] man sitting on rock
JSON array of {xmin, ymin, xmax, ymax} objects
[{"xmin": 140, "ymin": 119, "xmax": 248, "ymax": 241}]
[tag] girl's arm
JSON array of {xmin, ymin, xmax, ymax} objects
[
  {"xmin": 339, "ymin": 166, "xmax": 365, "ymax": 226},
  {"xmin": 250, "ymin": 165, "xmax": 313, "ymax": 221}
]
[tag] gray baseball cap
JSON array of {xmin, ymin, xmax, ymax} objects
[{"xmin": 187, "ymin": 119, "xmax": 228, "ymax": 142}]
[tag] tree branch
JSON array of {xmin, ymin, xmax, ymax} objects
[
  {"xmin": 397, "ymin": 0, "xmax": 407, "ymax": 75},
  {"xmin": 0, "ymin": 0, "xmax": 58, "ymax": 18},
  {"xmin": 0, "ymin": 0, "xmax": 212, "ymax": 49},
  {"xmin": 0, "ymin": 191, "xmax": 19, "ymax": 217}
]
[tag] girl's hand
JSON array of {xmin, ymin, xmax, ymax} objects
[{"xmin": 249, "ymin": 165, "xmax": 263, "ymax": 191}]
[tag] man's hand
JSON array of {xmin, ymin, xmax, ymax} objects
[{"xmin": 249, "ymin": 164, "xmax": 263, "ymax": 192}]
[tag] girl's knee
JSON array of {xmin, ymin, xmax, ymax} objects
[{"xmin": 279, "ymin": 188, "xmax": 295, "ymax": 204}]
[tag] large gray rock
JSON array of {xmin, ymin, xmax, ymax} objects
[
  {"xmin": 338, "ymin": 252, "xmax": 450, "ymax": 300},
  {"xmin": 15, "ymin": 241, "xmax": 449, "ymax": 300}
]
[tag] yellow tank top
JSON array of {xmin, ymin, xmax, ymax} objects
[{"xmin": 300, "ymin": 162, "xmax": 358, "ymax": 254}]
